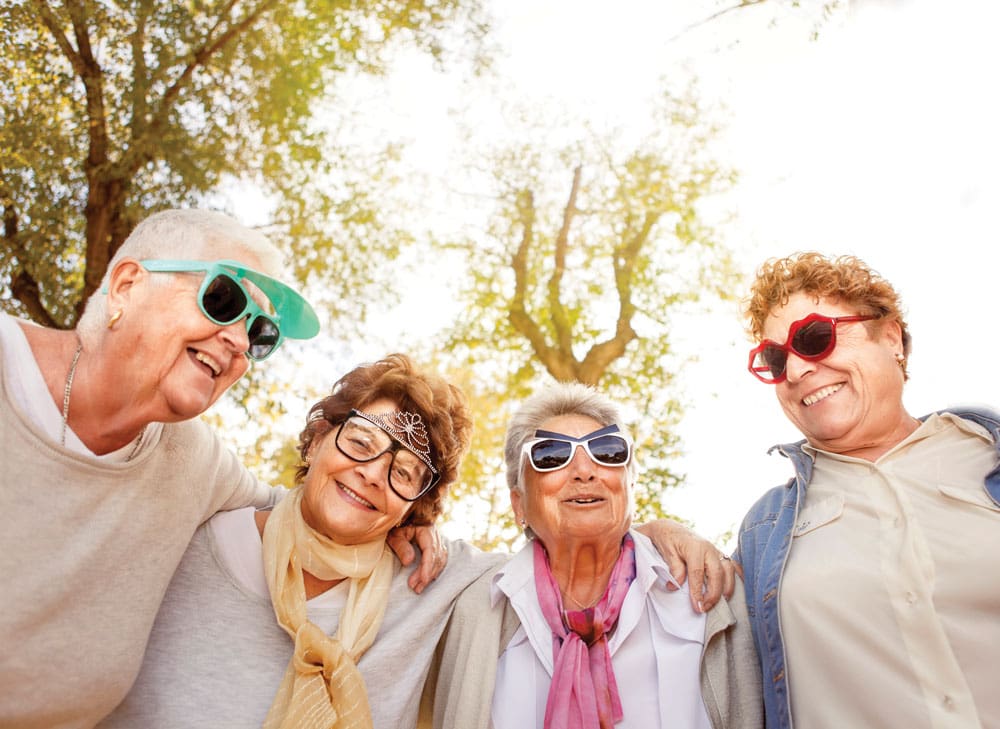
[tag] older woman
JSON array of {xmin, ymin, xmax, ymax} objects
[
  {"xmin": 0, "ymin": 209, "xmax": 326, "ymax": 728},
  {"xmin": 426, "ymin": 383, "xmax": 762, "ymax": 729},
  {"xmin": 737, "ymin": 252, "xmax": 1000, "ymax": 729},
  {"xmin": 99, "ymin": 355, "xmax": 501, "ymax": 728},
  {"xmin": 99, "ymin": 358, "xmax": 736, "ymax": 729}
]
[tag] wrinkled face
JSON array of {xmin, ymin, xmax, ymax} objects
[
  {"xmin": 109, "ymin": 255, "xmax": 270, "ymax": 421},
  {"xmin": 511, "ymin": 413, "xmax": 633, "ymax": 548},
  {"xmin": 299, "ymin": 397, "xmax": 415, "ymax": 545},
  {"xmin": 764, "ymin": 292, "xmax": 907, "ymax": 456}
]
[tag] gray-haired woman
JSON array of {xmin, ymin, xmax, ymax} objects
[{"xmin": 425, "ymin": 382, "xmax": 762, "ymax": 729}]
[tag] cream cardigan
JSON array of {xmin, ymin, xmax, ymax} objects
[{"xmin": 421, "ymin": 540, "xmax": 763, "ymax": 729}]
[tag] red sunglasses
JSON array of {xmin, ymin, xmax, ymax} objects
[{"xmin": 748, "ymin": 313, "xmax": 877, "ymax": 384}]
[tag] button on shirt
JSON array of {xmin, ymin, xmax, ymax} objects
[
  {"xmin": 781, "ymin": 413, "xmax": 1000, "ymax": 729},
  {"xmin": 490, "ymin": 530, "xmax": 711, "ymax": 729}
]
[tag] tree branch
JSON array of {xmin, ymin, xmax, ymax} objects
[
  {"xmin": 548, "ymin": 165, "xmax": 581, "ymax": 357},
  {"xmin": 667, "ymin": 0, "xmax": 769, "ymax": 42},
  {"xmin": 508, "ymin": 188, "xmax": 576, "ymax": 381},
  {"xmin": 577, "ymin": 211, "xmax": 658, "ymax": 384},
  {"xmin": 125, "ymin": 0, "xmax": 279, "ymax": 174}
]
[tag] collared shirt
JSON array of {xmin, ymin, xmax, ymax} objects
[
  {"xmin": 782, "ymin": 413, "xmax": 999, "ymax": 729},
  {"xmin": 490, "ymin": 530, "xmax": 711, "ymax": 729}
]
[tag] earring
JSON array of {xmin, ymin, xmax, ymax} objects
[
  {"xmin": 895, "ymin": 352, "xmax": 906, "ymax": 370},
  {"xmin": 107, "ymin": 310, "xmax": 123, "ymax": 329}
]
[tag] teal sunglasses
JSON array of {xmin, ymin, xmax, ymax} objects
[{"xmin": 139, "ymin": 259, "xmax": 320, "ymax": 361}]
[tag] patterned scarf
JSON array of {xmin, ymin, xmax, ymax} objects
[
  {"xmin": 533, "ymin": 535, "xmax": 637, "ymax": 729},
  {"xmin": 262, "ymin": 488, "xmax": 395, "ymax": 729}
]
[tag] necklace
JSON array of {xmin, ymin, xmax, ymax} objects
[
  {"xmin": 60, "ymin": 341, "xmax": 83, "ymax": 447},
  {"xmin": 60, "ymin": 341, "xmax": 146, "ymax": 460},
  {"xmin": 563, "ymin": 586, "xmax": 603, "ymax": 611}
]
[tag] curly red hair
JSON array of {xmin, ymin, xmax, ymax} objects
[{"xmin": 744, "ymin": 252, "xmax": 911, "ymax": 378}]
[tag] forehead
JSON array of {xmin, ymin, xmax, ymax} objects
[
  {"xmin": 537, "ymin": 413, "xmax": 606, "ymax": 438},
  {"xmin": 360, "ymin": 396, "xmax": 402, "ymax": 415},
  {"xmin": 763, "ymin": 292, "xmax": 855, "ymax": 339}
]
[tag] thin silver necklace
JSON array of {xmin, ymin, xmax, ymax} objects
[
  {"xmin": 60, "ymin": 341, "xmax": 83, "ymax": 447},
  {"xmin": 60, "ymin": 341, "xmax": 146, "ymax": 460}
]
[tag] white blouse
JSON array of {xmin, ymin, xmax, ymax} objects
[{"xmin": 490, "ymin": 530, "xmax": 712, "ymax": 729}]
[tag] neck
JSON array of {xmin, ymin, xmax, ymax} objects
[
  {"xmin": 543, "ymin": 536, "xmax": 624, "ymax": 610},
  {"xmin": 821, "ymin": 410, "xmax": 921, "ymax": 462},
  {"xmin": 60, "ymin": 342, "xmax": 153, "ymax": 454},
  {"xmin": 254, "ymin": 510, "xmax": 347, "ymax": 599}
]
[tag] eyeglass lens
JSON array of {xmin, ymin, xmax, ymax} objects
[
  {"xmin": 758, "ymin": 320, "xmax": 836, "ymax": 379},
  {"xmin": 529, "ymin": 434, "xmax": 630, "ymax": 471},
  {"xmin": 336, "ymin": 417, "xmax": 432, "ymax": 499},
  {"xmin": 202, "ymin": 274, "xmax": 280, "ymax": 359}
]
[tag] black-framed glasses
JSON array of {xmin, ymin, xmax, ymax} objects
[
  {"xmin": 334, "ymin": 410, "xmax": 440, "ymax": 501},
  {"xmin": 748, "ymin": 313, "xmax": 877, "ymax": 384},
  {"xmin": 521, "ymin": 424, "xmax": 632, "ymax": 473}
]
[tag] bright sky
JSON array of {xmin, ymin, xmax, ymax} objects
[{"xmin": 246, "ymin": 0, "xmax": 999, "ymax": 546}]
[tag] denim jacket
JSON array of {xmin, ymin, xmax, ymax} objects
[{"xmin": 733, "ymin": 407, "xmax": 1000, "ymax": 729}]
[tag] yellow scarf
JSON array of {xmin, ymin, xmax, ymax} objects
[{"xmin": 262, "ymin": 488, "xmax": 396, "ymax": 729}]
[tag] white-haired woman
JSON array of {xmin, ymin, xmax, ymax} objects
[
  {"xmin": 0, "ymin": 209, "xmax": 326, "ymax": 727},
  {"xmin": 426, "ymin": 382, "xmax": 762, "ymax": 729}
]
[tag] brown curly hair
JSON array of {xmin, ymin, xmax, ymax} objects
[
  {"xmin": 744, "ymin": 252, "xmax": 911, "ymax": 378},
  {"xmin": 293, "ymin": 354, "xmax": 472, "ymax": 527}
]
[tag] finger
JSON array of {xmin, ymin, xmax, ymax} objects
[
  {"xmin": 664, "ymin": 549, "xmax": 686, "ymax": 592},
  {"xmin": 408, "ymin": 529, "xmax": 447, "ymax": 593},
  {"xmin": 386, "ymin": 528, "xmax": 416, "ymax": 567},
  {"xmin": 699, "ymin": 553, "xmax": 726, "ymax": 613},
  {"xmin": 721, "ymin": 556, "xmax": 737, "ymax": 599},
  {"xmin": 687, "ymin": 558, "xmax": 708, "ymax": 613}
]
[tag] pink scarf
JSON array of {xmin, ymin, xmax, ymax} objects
[{"xmin": 533, "ymin": 534, "xmax": 637, "ymax": 729}]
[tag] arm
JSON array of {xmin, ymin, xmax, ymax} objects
[
  {"xmin": 385, "ymin": 524, "xmax": 448, "ymax": 593},
  {"xmin": 635, "ymin": 519, "xmax": 738, "ymax": 613}
]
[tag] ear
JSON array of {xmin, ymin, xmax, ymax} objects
[
  {"xmin": 105, "ymin": 258, "xmax": 146, "ymax": 308},
  {"xmin": 880, "ymin": 318, "xmax": 904, "ymax": 352},
  {"xmin": 510, "ymin": 488, "xmax": 525, "ymax": 526},
  {"xmin": 307, "ymin": 431, "xmax": 329, "ymax": 460}
]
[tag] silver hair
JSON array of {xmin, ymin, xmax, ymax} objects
[
  {"xmin": 76, "ymin": 209, "xmax": 285, "ymax": 342},
  {"xmin": 504, "ymin": 381, "xmax": 638, "ymax": 495}
]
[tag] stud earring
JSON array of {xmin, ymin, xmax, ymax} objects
[{"xmin": 107, "ymin": 310, "xmax": 123, "ymax": 329}]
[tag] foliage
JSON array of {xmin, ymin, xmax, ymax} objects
[
  {"xmin": 439, "ymin": 88, "xmax": 738, "ymax": 549},
  {"xmin": 0, "ymin": 0, "xmax": 488, "ymax": 330}
]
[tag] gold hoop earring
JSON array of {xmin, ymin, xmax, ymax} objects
[{"xmin": 107, "ymin": 310, "xmax": 123, "ymax": 329}]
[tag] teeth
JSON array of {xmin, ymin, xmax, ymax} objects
[
  {"xmin": 339, "ymin": 484, "xmax": 375, "ymax": 509},
  {"xmin": 803, "ymin": 384, "xmax": 843, "ymax": 406},
  {"xmin": 571, "ymin": 498, "xmax": 600, "ymax": 504},
  {"xmin": 194, "ymin": 352, "xmax": 221, "ymax": 375}
]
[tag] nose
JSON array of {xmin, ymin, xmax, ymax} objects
[
  {"xmin": 566, "ymin": 444, "xmax": 596, "ymax": 480},
  {"xmin": 783, "ymin": 352, "xmax": 815, "ymax": 383},
  {"xmin": 354, "ymin": 453, "xmax": 391, "ymax": 489},
  {"xmin": 218, "ymin": 317, "xmax": 252, "ymax": 355}
]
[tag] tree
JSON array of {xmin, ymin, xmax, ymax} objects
[
  {"xmin": 0, "ymin": 0, "xmax": 487, "ymax": 329},
  {"xmin": 671, "ymin": 0, "xmax": 846, "ymax": 42},
  {"xmin": 440, "ymin": 89, "xmax": 738, "ymax": 549}
]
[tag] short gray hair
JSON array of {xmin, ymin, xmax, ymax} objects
[
  {"xmin": 77, "ymin": 209, "xmax": 284, "ymax": 341},
  {"xmin": 504, "ymin": 381, "xmax": 637, "ymax": 494}
]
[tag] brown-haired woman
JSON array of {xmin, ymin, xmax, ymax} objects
[{"xmin": 101, "ymin": 354, "xmax": 505, "ymax": 729}]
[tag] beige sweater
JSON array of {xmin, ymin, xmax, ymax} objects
[
  {"xmin": 422, "ymin": 555, "xmax": 763, "ymax": 729},
  {"xmin": 0, "ymin": 351, "xmax": 275, "ymax": 729}
]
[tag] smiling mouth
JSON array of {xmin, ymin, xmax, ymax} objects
[
  {"xmin": 802, "ymin": 383, "xmax": 843, "ymax": 407},
  {"xmin": 191, "ymin": 349, "xmax": 222, "ymax": 377},
  {"xmin": 565, "ymin": 497, "xmax": 604, "ymax": 505},
  {"xmin": 339, "ymin": 483, "xmax": 376, "ymax": 510}
]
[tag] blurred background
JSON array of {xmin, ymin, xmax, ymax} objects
[{"xmin": 3, "ymin": 0, "xmax": 996, "ymax": 550}]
